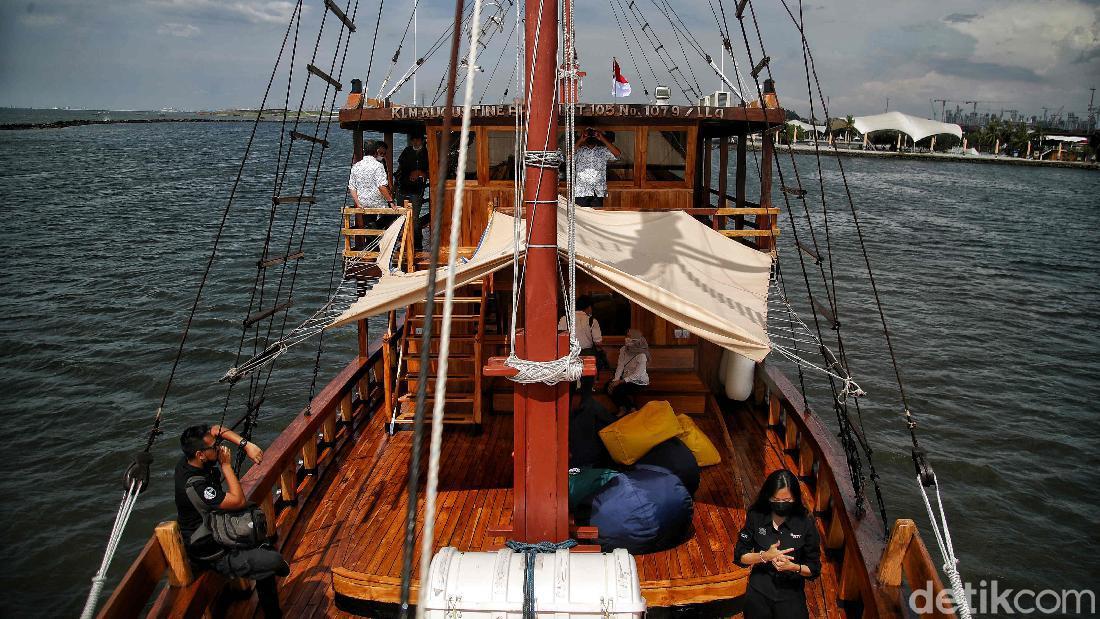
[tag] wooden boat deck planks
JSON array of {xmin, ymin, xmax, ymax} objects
[{"xmin": 282, "ymin": 381, "xmax": 847, "ymax": 614}]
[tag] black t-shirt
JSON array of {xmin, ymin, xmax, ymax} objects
[
  {"xmin": 395, "ymin": 145, "xmax": 429, "ymax": 193},
  {"xmin": 173, "ymin": 456, "xmax": 226, "ymax": 559},
  {"xmin": 733, "ymin": 508, "xmax": 822, "ymax": 601}
]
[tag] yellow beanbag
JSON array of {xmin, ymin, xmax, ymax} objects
[
  {"xmin": 599, "ymin": 400, "xmax": 682, "ymax": 465},
  {"xmin": 676, "ymin": 414, "xmax": 722, "ymax": 466}
]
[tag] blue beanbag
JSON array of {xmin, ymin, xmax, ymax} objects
[
  {"xmin": 590, "ymin": 466, "xmax": 694, "ymax": 554},
  {"xmin": 637, "ymin": 437, "xmax": 701, "ymax": 496}
]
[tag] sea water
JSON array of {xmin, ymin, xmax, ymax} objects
[{"xmin": 0, "ymin": 115, "xmax": 1097, "ymax": 616}]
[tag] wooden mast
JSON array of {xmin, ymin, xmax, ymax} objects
[{"xmin": 513, "ymin": 0, "xmax": 569, "ymax": 542}]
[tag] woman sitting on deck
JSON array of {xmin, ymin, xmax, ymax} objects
[
  {"xmin": 735, "ymin": 469, "xmax": 822, "ymax": 619},
  {"xmin": 607, "ymin": 329, "xmax": 650, "ymax": 415}
]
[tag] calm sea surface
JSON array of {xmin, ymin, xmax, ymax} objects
[{"xmin": 0, "ymin": 111, "xmax": 1097, "ymax": 617}]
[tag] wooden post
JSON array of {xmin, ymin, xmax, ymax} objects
[
  {"xmin": 735, "ymin": 131, "xmax": 747, "ymax": 230},
  {"xmin": 354, "ymin": 128, "xmax": 369, "ymax": 360},
  {"xmin": 798, "ymin": 441, "xmax": 815, "ymax": 478},
  {"xmin": 877, "ymin": 519, "xmax": 917, "ymax": 587},
  {"xmin": 154, "ymin": 521, "xmax": 194, "ymax": 587},
  {"xmin": 340, "ymin": 390, "xmax": 354, "ymax": 422},
  {"xmin": 260, "ymin": 492, "xmax": 277, "ymax": 540},
  {"xmin": 301, "ymin": 436, "xmax": 318, "ymax": 471},
  {"xmin": 384, "ymin": 130, "xmax": 395, "ymax": 188},
  {"xmin": 994, "ymin": 138, "xmax": 1000, "ymax": 156},
  {"xmin": 814, "ymin": 474, "xmax": 832, "ymax": 511},
  {"xmin": 825, "ymin": 507, "xmax": 846, "ymax": 549},
  {"xmin": 758, "ymin": 128, "xmax": 775, "ymax": 251},
  {"xmin": 896, "ymin": 132, "xmax": 902, "ymax": 151},
  {"xmin": 701, "ymin": 136, "xmax": 712, "ymax": 213},
  {"xmin": 837, "ymin": 543, "xmax": 863, "ymax": 601},
  {"xmin": 767, "ymin": 391, "xmax": 782, "ymax": 427},
  {"xmin": 382, "ymin": 330, "xmax": 394, "ymax": 420},
  {"xmin": 279, "ymin": 468, "xmax": 298, "ymax": 503},
  {"xmin": 718, "ymin": 136, "xmax": 729, "ymax": 230},
  {"xmin": 322, "ymin": 412, "xmax": 337, "ymax": 444}
]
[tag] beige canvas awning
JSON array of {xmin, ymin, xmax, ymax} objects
[
  {"xmin": 329, "ymin": 212, "xmax": 518, "ymax": 328},
  {"xmin": 329, "ymin": 202, "xmax": 772, "ymax": 361}
]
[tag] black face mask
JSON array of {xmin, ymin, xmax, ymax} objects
[{"xmin": 770, "ymin": 500, "xmax": 795, "ymax": 516}]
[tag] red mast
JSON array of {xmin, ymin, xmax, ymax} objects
[{"xmin": 514, "ymin": 0, "xmax": 568, "ymax": 542}]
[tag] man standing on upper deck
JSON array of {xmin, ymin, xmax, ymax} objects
[
  {"xmin": 348, "ymin": 140, "xmax": 399, "ymax": 249},
  {"xmin": 573, "ymin": 128, "xmax": 621, "ymax": 208},
  {"xmin": 395, "ymin": 132, "xmax": 429, "ymax": 249}
]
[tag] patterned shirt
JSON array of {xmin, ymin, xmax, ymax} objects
[
  {"xmin": 574, "ymin": 145, "xmax": 617, "ymax": 198},
  {"xmin": 348, "ymin": 156, "xmax": 390, "ymax": 209}
]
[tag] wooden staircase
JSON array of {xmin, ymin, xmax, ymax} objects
[{"xmin": 391, "ymin": 276, "xmax": 495, "ymax": 428}]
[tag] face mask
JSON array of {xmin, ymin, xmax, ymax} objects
[{"xmin": 770, "ymin": 500, "xmax": 794, "ymax": 516}]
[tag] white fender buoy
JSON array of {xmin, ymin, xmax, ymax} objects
[
  {"xmin": 724, "ymin": 353, "xmax": 755, "ymax": 401},
  {"xmin": 718, "ymin": 349, "xmax": 731, "ymax": 385}
]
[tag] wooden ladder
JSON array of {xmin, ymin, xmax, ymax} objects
[{"xmin": 392, "ymin": 275, "xmax": 491, "ymax": 428}]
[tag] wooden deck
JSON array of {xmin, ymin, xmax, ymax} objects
[{"xmin": 240, "ymin": 384, "xmax": 846, "ymax": 617}]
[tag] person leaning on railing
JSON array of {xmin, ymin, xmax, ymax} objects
[
  {"xmin": 735, "ymin": 469, "xmax": 822, "ymax": 619},
  {"xmin": 175, "ymin": 424, "xmax": 290, "ymax": 618},
  {"xmin": 348, "ymin": 139, "xmax": 400, "ymax": 250}
]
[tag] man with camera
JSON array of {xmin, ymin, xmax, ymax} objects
[
  {"xmin": 573, "ymin": 127, "xmax": 622, "ymax": 207},
  {"xmin": 175, "ymin": 424, "xmax": 289, "ymax": 618}
]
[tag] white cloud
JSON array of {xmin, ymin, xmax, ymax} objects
[
  {"xmin": 156, "ymin": 22, "xmax": 200, "ymax": 38},
  {"xmin": 145, "ymin": 0, "xmax": 297, "ymax": 25},
  {"xmin": 943, "ymin": 1, "xmax": 1100, "ymax": 75}
]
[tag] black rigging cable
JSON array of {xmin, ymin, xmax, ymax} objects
[
  {"xmin": 142, "ymin": 0, "xmax": 304, "ymax": 453},
  {"xmin": 607, "ymin": 0, "xmax": 653, "ymax": 97},
  {"xmin": 397, "ymin": 0, "xmax": 466, "ymax": 614}
]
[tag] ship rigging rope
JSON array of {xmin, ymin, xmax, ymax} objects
[
  {"xmin": 918, "ymin": 473, "xmax": 974, "ymax": 619},
  {"xmin": 414, "ymin": 2, "xmax": 485, "ymax": 613},
  {"xmin": 78, "ymin": 4, "xmax": 313, "ymax": 615},
  {"xmin": 397, "ymin": 0, "xmax": 466, "ymax": 613},
  {"xmin": 227, "ymin": 0, "xmax": 361, "ymax": 472},
  {"xmin": 501, "ymin": 0, "xmax": 583, "ymax": 385}
]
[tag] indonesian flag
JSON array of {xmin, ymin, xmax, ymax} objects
[{"xmin": 612, "ymin": 58, "xmax": 632, "ymax": 97}]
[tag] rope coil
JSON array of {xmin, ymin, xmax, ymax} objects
[{"xmin": 523, "ymin": 149, "xmax": 563, "ymax": 168}]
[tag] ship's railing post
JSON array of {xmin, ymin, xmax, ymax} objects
[{"xmin": 153, "ymin": 521, "xmax": 194, "ymax": 588}]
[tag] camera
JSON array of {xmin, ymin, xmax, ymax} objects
[{"xmin": 585, "ymin": 127, "xmax": 597, "ymax": 137}]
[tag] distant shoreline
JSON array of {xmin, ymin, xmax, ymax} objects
[
  {"xmin": 0, "ymin": 117, "xmax": 249, "ymax": 131},
  {"xmin": 785, "ymin": 143, "xmax": 1098, "ymax": 171},
  {"xmin": 0, "ymin": 111, "xmax": 337, "ymax": 131}
]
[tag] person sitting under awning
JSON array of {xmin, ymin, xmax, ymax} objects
[{"xmin": 607, "ymin": 329, "xmax": 650, "ymax": 415}]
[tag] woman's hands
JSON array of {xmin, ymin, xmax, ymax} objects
[{"xmin": 760, "ymin": 540, "xmax": 794, "ymax": 563}]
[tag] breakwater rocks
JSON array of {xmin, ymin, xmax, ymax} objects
[{"xmin": 0, "ymin": 118, "xmax": 246, "ymax": 131}]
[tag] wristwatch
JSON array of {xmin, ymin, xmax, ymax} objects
[{"xmin": 239, "ymin": 438, "xmax": 249, "ymax": 448}]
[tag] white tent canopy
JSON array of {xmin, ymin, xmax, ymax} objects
[
  {"xmin": 329, "ymin": 203, "xmax": 773, "ymax": 361},
  {"xmin": 787, "ymin": 120, "xmax": 827, "ymax": 134},
  {"xmin": 852, "ymin": 111, "xmax": 962, "ymax": 142},
  {"xmin": 1044, "ymin": 135, "xmax": 1088, "ymax": 143}
]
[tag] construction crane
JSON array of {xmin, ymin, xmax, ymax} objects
[{"xmin": 932, "ymin": 98, "xmax": 963, "ymax": 122}]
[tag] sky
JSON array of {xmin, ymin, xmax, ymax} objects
[{"xmin": 1, "ymin": 0, "xmax": 1097, "ymax": 121}]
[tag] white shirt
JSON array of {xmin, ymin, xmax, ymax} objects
[
  {"xmin": 348, "ymin": 156, "xmax": 390, "ymax": 209},
  {"xmin": 574, "ymin": 145, "xmax": 617, "ymax": 198},
  {"xmin": 557, "ymin": 311, "xmax": 602, "ymax": 349},
  {"xmin": 614, "ymin": 348, "xmax": 649, "ymax": 385}
]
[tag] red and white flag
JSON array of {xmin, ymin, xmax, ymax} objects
[{"xmin": 612, "ymin": 58, "xmax": 632, "ymax": 97}]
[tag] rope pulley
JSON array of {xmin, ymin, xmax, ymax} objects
[
  {"xmin": 123, "ymin": 452, "xmax": 153, "ymax": 494},
  {"xmin": 912, "ymin": 447, "xmax": 936, "ymax": 488}
]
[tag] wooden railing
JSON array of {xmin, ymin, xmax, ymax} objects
[
  {"xmin": 97, "ymin": 332, "xmax": 393, "ymax": 618},
  {"xmin": 753, "ymin": 362, "xmax": 955, "ymax": 618}
]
